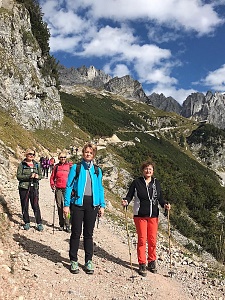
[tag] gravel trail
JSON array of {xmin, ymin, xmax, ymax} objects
[{"xmin": 1, "ymin": 176, "xmax": 224, "ymax": 300}]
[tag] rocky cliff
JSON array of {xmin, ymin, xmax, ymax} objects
[
  {"xmin": 0, "ymin": 0, "xmax": 63, "ymax": 130},
  {"xmin": 182, "ymin": 91, "xmax": 225, "ymax": 129},
  {"xmin": 148, "ymin": 91, "xmax": 225, "ymax": 129},
  {"xmin": 147, "ymin": 92, "xmax": 182, "ymax": 114},
  {"xmin": 59, "ymin": 65, "xmax": 112, "ymax": 89}
]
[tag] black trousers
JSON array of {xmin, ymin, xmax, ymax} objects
[
  {"xmin": 19, "ymin": 187, "xmax": 42, "ymax": 224},
  {"xmin": 43, "ymin": 167, "xmax": 49, "ymax": 178},
  {"xmin": 69, "ymin": 196, "xmax": 98, "ymax": 263}
]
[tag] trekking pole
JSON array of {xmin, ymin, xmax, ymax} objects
[
  {"xmin": 124, "ymin": 206, "xmax": 135, "ymax": 280},
  {"xmin": 97, "ymin": 214, "xmax": 100, "ymax": 229},
  {"xmin": 52, "ymin": 190, "xmax": 56, "ymax": 234},
  {"xmin": 167, "ymin": 209, "xmax": 175, "ymax": 277}
]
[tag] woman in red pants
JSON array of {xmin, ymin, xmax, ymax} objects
[{"xmin": 122, "ymin": 160, "xmax": 170, "ymax": 277}]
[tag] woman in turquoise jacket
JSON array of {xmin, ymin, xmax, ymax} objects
[{"xmin": 64, "ymin": 143, "xmax": 105, "ymax": 275}]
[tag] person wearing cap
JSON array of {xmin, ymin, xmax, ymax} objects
[
  {"xmin": 16, "ymin": 149, "xmax": 43, "ymax": 231},
  {"xmin": 50, "ymin": 152, "xmax": 71, "ymax": 232}
]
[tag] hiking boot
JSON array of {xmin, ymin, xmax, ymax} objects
[
  {"xmin": 148, "ymin": 260, "xmax": 157, "ymax": 273},
  {"xmin": 23, "ymin": 223, "xmax": 30, "ymax": 230},
  {"xmin": 70, "ymin": 261, "xmax": 79, "ymax": 274},
  {"xmin": 84, "ymin": 260, "xmax": 94, "ymax": 274},
  {"xmin": 65, "ymin": 225, "xmax": 71, "ymax": 233},
  {"xmin": 37, "ymin": 224, "xmax": 44, "ymax": 232},
  {"xmin": 138, "ymin": 264, "xmax": 147, "ymax": 277}
]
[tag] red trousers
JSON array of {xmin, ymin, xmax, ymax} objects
[{"xmin": 134, "ymin": 217, "xmax": 158, "ymax": 264}]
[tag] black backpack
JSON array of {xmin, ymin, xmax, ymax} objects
[
  {"xmin": 75, "ymin": 162, "xmax": 100, "ymax": 180},
  {"xmin": 70, "ymin": 162, "xmax": 101, "ymax": 198}
]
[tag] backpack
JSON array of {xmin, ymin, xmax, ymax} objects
[
  {"xmin": 75, "ymin": 162, "xmax": 100, "ymax": 180},
  {"xmin": 70, "ymin": 162, "xmax": 100, "ymax": 189},
  {"xmin": 70, "ymin": 162, "xmax": 100, "ymax": 197}
]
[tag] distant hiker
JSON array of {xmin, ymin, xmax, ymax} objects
[
  {"xmin": 16, "ymin": 149, "xmax": 43, "ymax": 231},
  {"xmin": 64, "ymin": 143, "xmax": 105, "ymax": 275},
  {"xmin": 122, "ymin": 160, "xmax": 170, "ymax": 277},
  {"xmin": 42, "ymin": 156, "xmax": 50, "ymax": 178},
  {"xmin": 50, "ymin": 152, "xmax": 71, "ymax": 232},
  {"xmin": 49, "ymin": 156, "xmax": 55, "ymax": 173},
  {"xmin": 40, "ymin": 156, "xmax": 44, "ymax": 172}
]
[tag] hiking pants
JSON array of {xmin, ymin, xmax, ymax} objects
[
  {"xmin": 55, "ymin": 188, "xmax": 69, "ymax": 227},
  {"xmin": 43, "ymin": 167, "xmax": 49, "ymax": 178},
  {"xmin": 19, "ymin": 187, "xmax": 42, "ymax": 224},
  {"xmin": 134, "ymin": 216, "xmax": 158, "ymax": 264},
  {"xmin": 69, "ymin": 196, "xmax": 98, "ymax": 263}
]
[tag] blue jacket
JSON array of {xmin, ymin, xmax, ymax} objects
[{"xmin": 64, "ymin": 160, "xmax": 105, "ymax": 208}]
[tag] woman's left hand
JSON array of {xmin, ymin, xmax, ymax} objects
[{"xmin": 164, "ymin": 203, "xmax": 171, "ymax": 210}]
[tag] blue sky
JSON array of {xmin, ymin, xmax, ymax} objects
[{"xmin": 39, "ymin": 0, "xmax": 225, "ymax": 104}]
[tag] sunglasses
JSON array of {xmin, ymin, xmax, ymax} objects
[
  {"xmin": 27, "ymin": 153, "xmax": 35, "ymax": 156},
  {"xmin": 60, "ymin": 156, "xmax": 66, "ymax": 159}
]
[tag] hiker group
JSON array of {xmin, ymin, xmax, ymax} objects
[
  {"xmin": 39, "ymin": 156, "xmax": 55, "ymax": 178},
  {"xmin": 16, "ymin": 143, "xmax": 170, "ymax": 276}
]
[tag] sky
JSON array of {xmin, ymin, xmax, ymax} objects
[{"xmin": 39, "ymin": 0, "xmax": 225, "ymax": 104}]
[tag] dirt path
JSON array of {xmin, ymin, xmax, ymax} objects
[{"xmin": 0, "ymin": 176, "xmax": 220, "ymax": 300}]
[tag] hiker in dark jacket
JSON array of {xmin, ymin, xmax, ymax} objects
[
  {"xmin": 122, "ymin": 160, "xmax": 170, "ymax": 277},
  {"xmin": 50, "ymin": 152, "xmax": 71, "ymax": 232},
  {"xmin": 64, "ymin": 143, "xmax": 105, "ymax": 275},
  {"xmin": 42, "ymin": 156, "xmax": 50, "ymax": 178},
  {"xmin": 17, "ymin": 149, "xmax": 43, "ymax": 231}
]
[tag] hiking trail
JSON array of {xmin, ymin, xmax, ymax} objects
[{"xmin": 1, "ymin": 176, "xmax": 224, "ymax": 300}]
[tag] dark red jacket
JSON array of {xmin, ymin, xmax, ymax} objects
[{"xmin": 50, "ymin": 162, "xmax": 71, "ymax": 189}]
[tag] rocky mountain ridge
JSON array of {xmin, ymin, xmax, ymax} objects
[
  {"xmin": 59, "ymin": 65, "xmax": 225, "ymax": 130},
  {"xmin": 59, "ymin": 65, "xmax": 148, "ymax": 102}
]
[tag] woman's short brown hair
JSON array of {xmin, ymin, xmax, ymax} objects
[
  {"xmin": 82, "ymin": 143, "xmax": 97, "ymax": 157},
  {"xmin": 140, "ymin": 160, "xmax": 155, "ymax": 172}
]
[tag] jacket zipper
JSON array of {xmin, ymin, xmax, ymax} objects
[{"xmin": 146, "ymin": 181, "xmax": 152, "ymax": 217}]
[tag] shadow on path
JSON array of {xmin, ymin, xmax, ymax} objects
[
  {"xmin": 13, "ymin": 232, "xmax": 139, "ymax": 274},
  {"xmin": 13, "ymin": 233, "xmax": 69, "ymax": 268},
  {"xmin": 94, "ymin": 244, "xmax": 139, "ymax": 271}
]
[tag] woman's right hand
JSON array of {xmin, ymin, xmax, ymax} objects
[{"xmin": 121, "ymin": 199, "xmax": 128, "ymax": 207}]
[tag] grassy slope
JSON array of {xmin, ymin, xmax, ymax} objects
[
  {"xmin": 60, "ymin": 89, "xmax": 225, "ymax": 261},
  {"xmin": 1, "ymin": 88, "xmax": 225, "ymax": 261}
]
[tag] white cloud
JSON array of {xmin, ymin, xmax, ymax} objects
[
  {"xmin": 201, "ymin": 64, "xmax": 225, "ymax": 91},
  {"xmin": 67, "ymin": 0, "xmax": 223, "ymax": 35},
  {"xmin": 40, "ymin": 1, "xmax": 91, "ymax": 37},
  {"xmin": 104, "ymin": 64, "xmax": 131, "ymax": 78},
  {"xmin": 147, "ymin": 26, "xmax": 181, "ymax": 44},
  {"xmin": 49, "ymin": 36, "xmax": 81, "ymax": 52},
  {"xmin": 80, "ymin": 26, "xmax": 136, "ymax": 56}
]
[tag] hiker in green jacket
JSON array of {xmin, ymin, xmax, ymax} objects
[{"xmin": 17, "ymin": 149, "xmax": 43, "ymax": 231}]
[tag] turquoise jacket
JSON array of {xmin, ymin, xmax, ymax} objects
[{"xmin": 64, "ymin": 160, "xmax": 105, "ymax": 208}]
